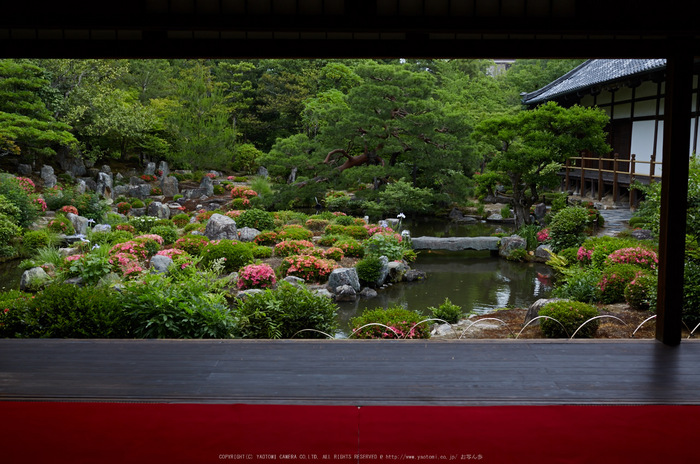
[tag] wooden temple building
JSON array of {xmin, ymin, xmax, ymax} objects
[{"xmin": 523, "ymin": 58, "xmax": 700, "ymax": 205}]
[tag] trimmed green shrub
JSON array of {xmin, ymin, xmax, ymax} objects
[
  {"xmin": 598, "ymin": 264, "xmax": 646, "ymax": 304},
  {"xmin": 254, "ymin": 230, "xmax": 278, "ymax": 246},
  {"xmin": 548, "ymin": 206, "xmax": 590, "ymax": 252},
  {"xmin": 624, "ymin": 272, "xmax": 657, "ymax": 311},
  {"xmin": 0, "ymin": 194, "xmax": 22, "ymax": 225},
  {"xmin": 335, "ymin": 238, "xmax": 364, "ymax": 258},
  {"xmin": 305, "ymin": 218, "xmax": 330, "ymax": 232},
  {"xmin": 172, "ymin": 213, "xmax": 190, "ymax": 227},
  {"xmin": 200, "ymin": 240, "xmax": 254, "ymax": 273},
  {"xmin": 182, "ymin": 223, "xmax": 205, "ymax": 234},
  {"xmin": 332, "ymin": 215, "xmax": 355, "ymax": 226},
  {"xmin": 149, "ymin": 225, "xmax": 179, "ymax": 245},
  {"xmin": 119, "ymin": 272, "xmax": 234, "ymax": 339},
  {"xmin": 350, "ymin": 306, "xmax": 431, "ymax": 339},
  {"xmin": 355, "ymin": 255, "xmax": 384, "ymax": 285},
  {"xmin": 0, "ymin": 174, "xmax": 40, "ymax": 228},
  {"xmin": 0, "ymin": 290, "xmax": 34, "ymax": 337},
  {"xmin": 7, "ymin": 284, "xmax": 123, "ymax": 338},
  {"xmin": 173, "ymin": 234, "xmax": 210, "ymax": 256},
  {"xmin": 552, "ymin": 268, "xmax": 603, "ymax": 303},
  {"xmin": 276, "ymin": 224, "xmax": 313, "ymax": 241},
  {"xmin": 130, "ymin": 199, "xmax": 145, "ymax": 208},
  {"xmin": 317, "ymin": 234, "xmax": 344, "ymax": 247},
  {"xmin": 252, "ymin": 245, "xmax": 273, "ymax": 259},
  {"xmin": 539, "ymin": 300, "xmax": 599, "ymax": 338},
  {"xmin": 233, "ymin": 282, "xmax": 338, "ymax": 339},
  {"xmin": 323, "ymin": 247, "xmax": 344, "ymax": 262},
  {"xmin": 428, "ymin": 298, "xmax": 465, "ymax": 324},
  {"xmin": 73, "ymin": 192, "xmax": 108, "ymax": 222},
  {"xmin": 236, "ymin": 208, "xmax": 275, "ymax": 231},
  {"xmin": 0, "ymin": 214, "xmax": 21, "ymax": 257}
]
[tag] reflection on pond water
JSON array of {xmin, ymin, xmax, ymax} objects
[{"xmin": 336, "ymin": 250, "xmax": 552, "ymax": 335}]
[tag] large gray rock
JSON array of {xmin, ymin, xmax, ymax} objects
[
  {"xmin": 113, "ymin": 184, "xmax": 129, "ymax": 197},
  {"xmin": 150, "ymin": 255, "xmax": 173, "ymax": 274},
  {"xmin": 20, "ymin": 267, "xmax": 50, "ymax": 291},
  {"xmin": 257, "ymin": 166, "xmax": 269, "ymax": 178},
  {"xmin": 359, "ymin": 287, "xmax": 378, "ymax": 299},
  {"xmin": 128, "ymin": 184, "xmax": 151, "ymax": 199},
  {"xmin": 204, "ymin": 213, "xmax": 238, "ymax": 240},
  {"xmin": 411, "ymin": 236, "xmax": 500, "ymax": 251},
  {"xmin": 66, "ymin": 212, "xmax": 89, "ymax": 235},
  {"xmin": 328, "ymin": 267, "xmax": 360, "ymax": 292},
  {"xmin": 199, "ymin": 176, "xmax": 214, "ymax": 196},
  {"xmin": 183, "ymin": 188, "xmax": 208, "ymax": 199},
  {"xmin": 96, "ymin": 171, "xmax": 113, "ymax": 199},
  {"xmin": 18, "ymin": 164, "xmax": 32, "ymax": 176},
  {"xmin": 144, "ymin": 162, "xmax": 156, "ymax": 176},
  {"xmin": 238, "ymin": 227, "xmax": 261, "ymax": 242},
  {"xmin": 283, "ymin": 276, "xmax": 305, "ymax": 287},
  {"xmin": 161, "ymin": 176, "xmax": 179, "ymax": 197},
  {"xmin": 631, "ymin": 229, "xmax": 654, "ymax": 241},
  {"xmin": 130, "ymin": 176, "xmax": 146, "ymax": 185},
  {"xmin": 147, "ymin": 201, "xmax": 170, "ymax": 219},
  {"xmin": 524, "ymin": 298, "xmax": 566, "ymax": 325},
  {"xmin": 376, "ymin": 256, "xmax": 390, "ymax": 286},
  {"xmin": 157, "ymin": 161, "xmax": 170, "ymax": 178},
  {"xmin": 404, "ymin": 269, "xmax": 427, "ymax": 282},
  {"xmin": 499, "ymin": 234, "xmax": 527, "ymax": 258},
  {"xmin": 535, "ymin": 244, "xmax": 553, "ymax": 262},
  {"xmin": 76, "ymin": 179, "xmax": 88, "ymax": 195},
  {"xmin": 81, "ymin": 177, "xmax": 97, "ymax": 192},
  {"xmin": 387, "ymin": 261, "xmax": 410, "ymax": 283},
  {"xmin": 334, "ymin": 284, "xmax": 358, "ymax": 302},
  {"xmin": 58, "ymin": 155, "xmax": 87, "ymax": 177},
  {"xmin": 92, "ymin": 224, "xmax": 112, "ymax": 233},
  {"xmin": 167, "ymin": 203, "xmax": 185, "ymax": 217},
  {"xmin": 41, "ymin": 165, "xmax": 57, "ymax": 188}
]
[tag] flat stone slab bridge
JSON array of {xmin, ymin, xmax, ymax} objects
[{"xmin": 411, "ymin": 236, "xmax": 500, "ymax": 252}]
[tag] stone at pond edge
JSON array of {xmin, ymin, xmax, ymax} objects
[
  {"xmin": 499, "ymin": 234, "xmax": 527, "ymax": 259},
  {"xmin": 204, "ymin": 213, "xmax": 238, "ymax": 240},
  {"xmin": 375, "ymin": 256, "xmax": 390, "ymax": 286},
  {"xmin": 314, "ymin": 288, "xmax": 334, "ymax": 299},
  {"xmin": 327, "ymin": 268, "xmax": 360, "ymax": 292},
  {"xmin": 359, "ymin": 287, "xmax": 378, "ymax": 299},
  {"xmin": 630, "ymin": 229, "xmax": 654, "ymax": 240},
  {"xmin": 20, "ymin": 267, "xmax": 50, "ymax": 292},
  {"xmin": 524, "ymin": 298, "xmax": 566, "ymax": 325},
  {"xmin": 404, "ymin": 269, "xmax": 427, "ymax": 282},
  {"xmin": 387, "ymin": 261, "xmax": 409, "ymax": 283},
  {"xmin": 534, "ymin": 244, "xmax": 553, "ymax": 262},
  {"xmin": 334, "ymin": 284, "xmax": 358, "ymax": 302}
]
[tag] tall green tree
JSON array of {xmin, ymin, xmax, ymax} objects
[
  {"xmin": 474, "ymin": 101, "xmax": 610, "ymax": 227},
  {"xmin": 156, "ymin": 60, "xmax": 236, "ymax": 170},
  {"xmin": 0, "ymin": 60, "xmax": 76, "ymax": 158}
]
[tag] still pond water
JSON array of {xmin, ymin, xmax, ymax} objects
[{"xmin": 336, "ymin": 218, "xmax": 552, "ymax": 334}]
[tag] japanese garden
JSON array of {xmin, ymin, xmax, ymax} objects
[{"xmin": 1, "ymin": 58, "xmax": 696, "ymax": 340}]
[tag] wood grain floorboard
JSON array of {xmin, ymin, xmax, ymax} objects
[{"xmin": 1, "ymin": 339, "xmax": 699, "ymax": 405}]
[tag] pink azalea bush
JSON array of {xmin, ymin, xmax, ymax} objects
[
  {"xmin": 323, "ymin": 247, "xmax": 344, "ymax": 261},
  {"xmin": 33, "ymin": 197, "xmax": 47, "ymax": 212},
  {"xmin": 278, "ymin": 255, "xmax": 338, "ymax": 282},
  {"xmin": 16, "ymin": 177, "xmax": 36, "ymax": 194},
  {"xmin": 605, "ymin": 247, "xmax": 658, "ymax": 270},
  {"xmin": 537, "ymin": 228, "xmax": 550, "ymax": 242},
  {"xmin": 156, "ymin": 248, "xmax": 187, "ymax": 259},
  {"xmin": 237, "ymin": 263, "xmax": 277, "ymax": 290},
  {"xmin": 60, "ymin": 205, "xmax": 79, "ymax": 215},
  {"xmin": 109, "ymin": 252, "xmax": 144, "ymax": 277},
  {"xmin": 109, "ymin": 240, "xmax": 149, "ymax": 261},
  {"xmin": 274, "ymin": 239, "xmax": 315, "ymax": 257},
  {"xmin": 173, "ymin": 234, "xmax": 210, "ymax": 255},
  {"xmin": 577, "ymin": 245, "xmax": 593, "ymax": 263}
]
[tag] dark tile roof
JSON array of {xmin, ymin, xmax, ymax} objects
[{"xmin": 521, "ymin": 59, "xmax": 667, "ymax": 105}]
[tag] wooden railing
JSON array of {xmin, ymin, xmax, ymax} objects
[{"xmin": 564, "ymin": 153, "xmax": 662, "ymax": 204}]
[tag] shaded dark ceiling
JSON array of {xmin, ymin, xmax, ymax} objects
[{"xmin": 2, "ymin": 0, "xmax": 700, "ymax": 58}]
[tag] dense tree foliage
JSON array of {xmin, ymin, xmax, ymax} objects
[
  {"xmin": 1, "ymin": 57, "xmax": 590, "ymax": 213},
  {"xmin": 474, "ymin": 101, "xmax": 610, "ymax": 227}
]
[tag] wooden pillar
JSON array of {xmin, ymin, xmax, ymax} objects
[
  {"xmin": 656, "ymin": 47, "xmax": 694, "ymax": 346},
  {"xmin": 613, "ymin": 153, "xmax": 620, "ymax": 203},
  {"xmin": 597, "ymin": 156, "xmax": 604, "ymax": 201},
  {"xmin": 629, "ymin": 154, "xmax": 637, "ymax": 208}
]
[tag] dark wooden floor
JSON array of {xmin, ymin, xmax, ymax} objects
[{"xmin": 1, "ymin": 339, "xmax": 699, "ymax": 405}]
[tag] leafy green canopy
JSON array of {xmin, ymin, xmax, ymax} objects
[
  {"xmin": 0, "ymin": 60, "xmax": 76, "ymax": 157},
  {"xmin": 474, "ymin": 101, "xmax": 610, "ymax": 227}
]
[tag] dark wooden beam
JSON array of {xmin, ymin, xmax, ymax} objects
[{"xmin": 656, "ymin": 43, "xmax": 695, "ymax": 346}]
